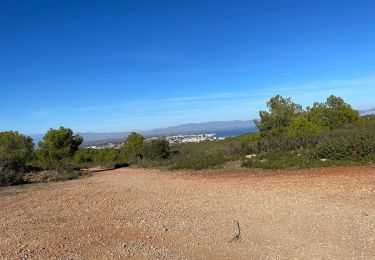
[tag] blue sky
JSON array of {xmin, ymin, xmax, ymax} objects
[{"xmin": 1, "ymin": 0, "xmax": 375, "ymax": 134}]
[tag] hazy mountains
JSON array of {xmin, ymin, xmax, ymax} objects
[
  {"xmin": 31, "ymin": 120, "xmax": 257, "ymax": 144},
  {"xmin": 143, "ymin": 120, "xmax": 256, "ymax": 137},
  {"xmin": 359, "ymin": 108, "xmax": 375, "ymax": 116},
  {"xmin": 29, "ymin": 107, "xmax": 375, "ymax": 144}
]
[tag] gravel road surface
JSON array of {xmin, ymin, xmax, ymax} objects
[{"xmin": 0, "ymin": 166, "xmax": 374, "ymax": 259}]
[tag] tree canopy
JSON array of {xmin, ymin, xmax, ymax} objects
[
  {"xmin": 256, "ymin": 95, "xmax": 303, "ymax": 137},
  {"xmin": 143, "ymin": 139, "xmax": 171, "ymax": 160},
  {"xmin": 38, "ymin": 127, "xmax": 83, "ymax": 170},
  {"xmin": 307, "ymin": 95, "xmax": 360, "ymax": 130},
  {"xmin": 256, "ymin": 95, "xmax": 360, "ymax": 138},
  {"xmin": 0, "ymin": 131, "xmax": 33, "ymax": 172},
  {"xmin": 123, "ymin": 132, "xmax": 145, "ymax": 162}
]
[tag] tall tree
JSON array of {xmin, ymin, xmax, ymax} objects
[
  {"xmin": 0, "ymin": 131, "xmax": 33, "ymax": 172},
  {"xmin": 256, "ymin": 95, "xmax": 303, "ymax": 136},
  {"xmin": 307, "ymin": 95, "xmax": 360, "ymax": 130},
  {"xmin": 123, "ymin": 132, "xmax": 144, "ymax": 163},
  {"xmin": 143, "ymin": 139, "xmax": 170, "ymax": 160},
  {"xmin": 38, "ymin": 127, "xmax": 83, "ymax": 170}
]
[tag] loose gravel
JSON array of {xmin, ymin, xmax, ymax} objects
[{"xmin": 0, "ymin": 166, "xmax": 374, "ymax": 259}]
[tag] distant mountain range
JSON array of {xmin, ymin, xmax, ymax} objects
[
  {"xmin": 31, "ymin": 120, "xmax": 257, "ymax": 144},
  {"xmin": 143, "ymin": 120, "xmax": 256, "ymax": 138},
  {"xmin": 359, "ymin": 108, "xmax": 375, "ymax": 116},
  {"xmin": 30, "ymin": 107, "xmax": 375, "ymax": 144}
]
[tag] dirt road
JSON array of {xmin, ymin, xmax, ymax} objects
[{"xmin": 1, "ymin": 166, "xmax": 374, "ymax": 259}]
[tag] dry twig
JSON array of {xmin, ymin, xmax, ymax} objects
[{"xmin": 229, "ymin": 220, "xmax": 241, "ymax": 242}]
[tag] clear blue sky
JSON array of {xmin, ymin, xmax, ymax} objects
[{"xmin": 1, "ymin": 0, "xmax": 375, "ymax": 134}]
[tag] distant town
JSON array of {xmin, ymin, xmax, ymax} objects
[{"xmin": 84, "ymin": 133, "xmax": 224, "ymax": 149}]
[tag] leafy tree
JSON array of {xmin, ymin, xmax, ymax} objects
[
  {"xmin": 256, "ymin": 95, "xmax": 303, "ymax": 136},
  {"xmin": 123, "ymin": 132, "xmax": 144, "ymax": 162},
  {"xmin": 0, "ymin": 131, "xmax": 33, "ymax": 186},
  {"xmin": 0, "ymin": 131, "xmax": 33, "ymax": 172},
  {"xmin": 143, "ymin": 139, "xmax": 171, "ymax": 160},
  {"xmin": 287, "ymin": 113, "xmax": 322, "ymax": 139},
  {"xmin": 38, "ymin": 127, "xmax": 83, "ymax": 170},
  {"xmin": 307, "ymin": 95, "xmax": 360, "ymax": 130}
]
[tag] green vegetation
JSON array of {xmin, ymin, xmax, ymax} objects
[
  {"xmin": 0, "ymin": 131, "xmax": 33, "ymax": 186},
  {"xmin": 310, "ymin": 126, "xmax": 375, "ymax": 160},
  {"xmin": 0, "ymin": 127, "xmax": 86, "ymax": 186},
  {"xmin": 37, "ymin": 127, "xmax": 83, "ymax": 170},
  {"xmin": 73, "ymin": 148, "xmax": 126, "ymax": 169},
  {"xmin": 168, "ymin": 135, "xmax": 257, "ymax": 170},
  {"xmin": 74, "ymin": 135, "xmax": 172, "ymax": 169},
  {"xmin": 241, "ymin": 151, "xmax": 362, "ymax": 170},
  {"xmin": 1, "ymin": 94, "xmax": 374, "ymax": 186},
  {"xmin": 256, "ymin": 95, "xmax": 360, "ymax": 139},
  {"xmin": 0, "ymin": 131, "xmax": 33, "ymax": 172},
  {"xmin": 140, "ymin": 94, "xmax": 373, "ymax": 171},
  {"xmin": 143, "ymin": 139, "xmax": 170, "ymax": 160},
  {"xmin": 123, "ymin": 132, "xmax": 145, "ymax": 163},
  {"xmin": 244, "ymin": 95, "xmax": 374, "ymax": 169}
]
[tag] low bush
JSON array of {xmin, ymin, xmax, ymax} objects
[
  {"xmin": 51, "ymin": 170, "xmax": 86, "ymax": 182},
  {"xmin": 113, "ymin": 162, "xmax": 129, "ymax": 169},
  {"xmin": 311, "ymin": 137, "xmax": 375, "ymax": 160},
  {"xmin": 241, "ymin": 151, "xmax": 337, "ymax": 169},
  {"xmin": 73, "ymin": 148, "xmax": 126, "ymax": 168},
  {"xmin": 0, "ymin": 170, "xmax": 26, "ymax": 186},
  {"xmin": 170, "ymin": 152, "xmax": 227, "ymax": 170},
  {"xmin": 0, "ymin": 131, "xmax": 33, "ymax": 173},
  {"xmin": 309, "ymin": 121, "xmax": 375, "ymax": 160},
  {"xmin": 143, "ymin": 139, "xmax": 170, "ymax": 160},
  {"xmin": 166, "ymin": 134, "xmax": 259, "ymax": 170}
]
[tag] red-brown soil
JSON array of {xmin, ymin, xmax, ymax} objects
[{"xmin": 1, "ymin": 166, "xmax": 374, "ymax": 259}]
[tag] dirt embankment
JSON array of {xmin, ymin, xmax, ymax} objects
[{"xmin": 0, "ymin": 166, "xmax": 374, "ymax": 259}]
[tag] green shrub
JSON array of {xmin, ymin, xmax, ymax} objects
[
  {"xmin": 0, "ymin": 170, "xmax": 26, "ymax": 186},
  {"xmin": 311, "ymin": 137, "xmax": 375, "ymax": 160},
  {"xmin": 143, "ymin": 139, "xmax": 170, "ymax": 160},
  {"xmin": 50, "ymin": 170, "xmax": 86, "ymax": 182},
  {"xmin": 122, "ymin": 132, "xmax": 144, "ymax": 163},
  {"xmin": 0, "ymin": 131, "xmax": 33, "ymax": 172},
  {"xmin": 73, "ymin": 148, "xmax": 128, "ymax": 169},
  {"xmin": 113, "ymin": 162, "xmax": 129, "ymax": 169},
  {"xmin": 241, "ymin": 151, "xmax": 356, "ymax": 169},
  {"xmin": 38, "ymin": 127, "xmax": 83, "ymax": 170},
  {"xmin": 170, "ymin": 153, "xmax": 227, "ymax": 170}
]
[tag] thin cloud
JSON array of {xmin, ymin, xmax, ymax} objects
[{"xmin": 23, "ymin": 75, "xmax": 375, "ymax": 133}]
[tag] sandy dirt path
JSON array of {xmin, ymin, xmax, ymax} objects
[{"xmin": 0, "ymin": 166, "xmax": 374, "ymax": 259}]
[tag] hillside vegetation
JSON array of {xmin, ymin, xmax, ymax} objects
[{"xmin": 1, "ymin": 95, "xmax": 375, "ymax": 186}]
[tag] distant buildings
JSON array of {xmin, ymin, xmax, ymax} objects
[
  {"xmin": 87, "ymin": 142, "xmax": 123, "ymax": 149},
  {"xmin": 157, "ymin": 133, "xmax": 219, "ymax": 145},
  {"xmin": 84, "ymin": 133, "xmax": 224, "ymax": 149}
]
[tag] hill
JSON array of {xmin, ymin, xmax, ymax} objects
[{"xmin": 31, "ymin": 120, "xmax": 257, "ymax": 144}]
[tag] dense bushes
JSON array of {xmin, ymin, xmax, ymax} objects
[
  {"xmin": 73, "ymin": 135, "xmax": 171, "ymax": 168},
  {"xmin": 0, "ymin": 127, "xmax": 86, "ymax": 186},
  {"xmin": 38, "ymin": 127, "xmax": 83, "ymax": 170},
  {"xmin": 241, "ymin": 151, "xmax": 331, "ymax": 169},
  {"xmin": 1, "ymin": 95, "xmax": 374, "ymax": 181},
  {"xmin": 73, "ymin": 148, "xmax": 125, "ymax": 168},
  {"xmin": 312, "ymin": 138, "xmax": 375, "ymax": 160},
  {"xmin": 143, "ymin": 139, "xmax": 170, "ymax": 160},
  {"xmin": 0, "ymin": 171, "xmax": 26, "ymax": 186},
  {"xmin": 0, "ymin": 131, "xmax": 33, "ymax": 172},
  {"xmin": 123, "ymin": 132, "xmax": 145, "ymax": 163},
  {"xmin": 310, "ymin": 125, "xmax": 375, "ymax": 160},
  {"xmin": 167, "ymin": 135, "xmax": 258, "ymax": 170},
  {"xmin": 256, "ymin": 95, "xmax": 360, "ymax": 140},
  {"xmin": 239, "ymin": 95, "xmax": 375, "ymax": 169},
  {"xmin": 0, "ymin": 131, "xmax": 33, "ymax": 186},
  {"xmin": 167, "ymin": 95, "xmax": 374, "ymax": 170}
]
